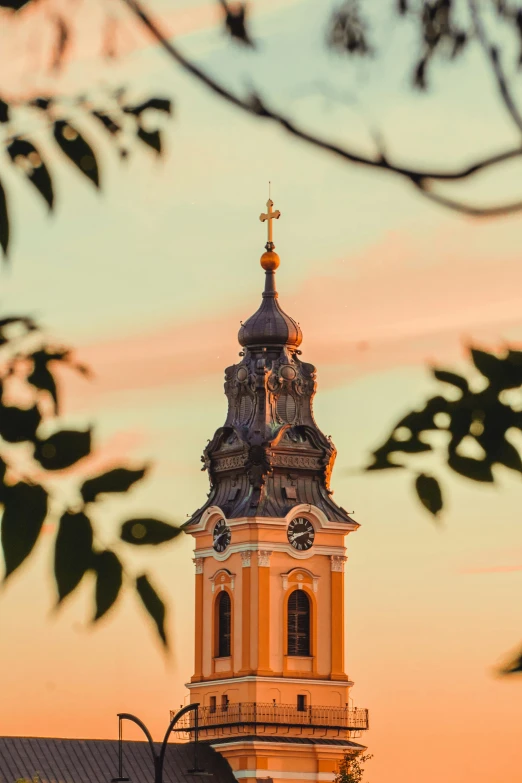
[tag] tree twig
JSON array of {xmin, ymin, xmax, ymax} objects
[
  {"xmin": 468, "ymin": 0, "xmax": 522, "ymax": 136},
  {"xmin": 120, "ymin": 0, "xmax": 522, "ymax": 217}
]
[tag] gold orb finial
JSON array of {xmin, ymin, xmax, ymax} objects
[{"xmin": 260, "ymin": 249, "xmax": 280, "ymax": 271}]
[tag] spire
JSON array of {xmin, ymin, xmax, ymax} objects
[
  {"xmin": 184, "ymin": 195, "xmax": 356, "ymax": 529},
  {"xmin": 238, "ymin": 194, "xmax": 302, "ymax": 349}
]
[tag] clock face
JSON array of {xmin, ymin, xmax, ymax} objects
[
  {"xmin": 213, "ymin": 519, "xmax": 231, "ymax": 553},
  {"xmin": 287, "ymin": 517, "xmax": 315, "ymax": 551}
]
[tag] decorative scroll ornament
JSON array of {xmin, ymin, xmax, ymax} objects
[
  {"xmin": 330, "ymin": 555, "xmax": 347, "ymax": 572},
  {"xmin": 193, "ymin": 557, "xmax": 204, "ymax": 575},
  {"xmin": 240, "ymin": 550, "xmax": 252, "ymax": 568}
]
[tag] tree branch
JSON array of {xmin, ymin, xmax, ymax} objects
[
  {"xmin": 120, "ymin": 0, "xmax": 522, "ymax": 217},
  {"xmin": 468, "ymin": 0, "xmax": 522, "ymax": 136}
]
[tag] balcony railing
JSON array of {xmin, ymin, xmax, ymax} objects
[{"xmin": 173, "ymin": 702, "xmax": 369, "ymax": 732}]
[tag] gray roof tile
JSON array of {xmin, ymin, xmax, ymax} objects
[{"xmin": 0, "ymin": 737, "xmax": 235, "ymax": 783}]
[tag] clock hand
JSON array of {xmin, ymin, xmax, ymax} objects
[
  {"xmin": 291, "ymin": 531, "xmax": 311, "ymax": 540},
  {"xmin": 214, "ymin": 530, "xmax": 228, "ymax": 543}
]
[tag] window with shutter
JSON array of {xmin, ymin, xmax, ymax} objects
[
  {"xmin": 217, "ymin": 591, "xmax": 231, "ymax": 658},
  {"xmin": 287, "ymin": 589, "xmax": 311, "ymax": 656}
]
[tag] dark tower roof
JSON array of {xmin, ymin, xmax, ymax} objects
[
  {"xmin": 185, "ymin": 203, "xmax": 355, "ymax": 528},
  {"xmin": 238, "ymin": 268, "xmax": 303, "ymax": 349}
]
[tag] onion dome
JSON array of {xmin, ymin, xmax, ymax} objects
[
  {"xmin": 238, "ymin": 265, "xmax": 303, "ymax": 349},
  {"xmin": 239, "ymin": 198, "xmax": 302, "ymax": 349}
]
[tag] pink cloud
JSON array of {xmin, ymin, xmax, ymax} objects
[
  {"xmin": 56, "ymin": 226, "xmax": 522, "ymax": 412},
  {"xmin": 460, "ymin": 565, "xmax": 522, "ymax": 574},
  {"xmin": 0, "ymin": 0, "xmax": 293, "ymax": 98}
]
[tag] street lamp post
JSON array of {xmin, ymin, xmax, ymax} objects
[{"xmin": 111, "ymin": 702, "xmax": 210, "ymax": 783}]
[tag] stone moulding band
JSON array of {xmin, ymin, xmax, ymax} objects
[
  {"xmin": 185, "ymin": 675, "xmax": 354, "ymax": 688},
  {"xmin": 232, "ymin": 772, "xmax": 338, "ymax": 781},
  {"xmin": 195, "ymin": 542, "xmax": 347, "ymax": 562}
]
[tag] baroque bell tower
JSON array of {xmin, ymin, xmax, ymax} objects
[{"xmin": 180, "ymin": 199, "xmax": 369, "ymax": 782}]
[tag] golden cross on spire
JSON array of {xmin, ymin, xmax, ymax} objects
[{"xmin": 259, "ymin": 195, "xmax": 281, "ymax": 248}]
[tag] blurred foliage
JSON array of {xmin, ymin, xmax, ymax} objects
[
  {"xmin": 0, "ymin": 90, "xmax": 172, "ymax": 259},
  {"xmin": 367, "ymin": 345, "xmax": 522, "ymax": 515},
  {"xmin": 0, "ymin": 316, "xmax": 181, "ymax": 646},
  {"xmin": 367, "ymin": 344, "xmax": 522, "ymax": 674}
]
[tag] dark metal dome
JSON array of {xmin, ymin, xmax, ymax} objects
[{"xmin": 238, "ymin": 269, "xmax": 303, "ymax": 349}]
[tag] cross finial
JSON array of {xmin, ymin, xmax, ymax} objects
[{"xmin": 259, "ymin": 190, "xmax": 281, "ymax": 250}]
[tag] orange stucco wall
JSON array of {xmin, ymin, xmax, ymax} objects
[{"xmin": 188, "ymin": 506, "xmax": 354, "ymax": 719}]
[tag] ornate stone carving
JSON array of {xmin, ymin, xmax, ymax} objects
[
  {"xmin": 271, "ymin": 453, "xmax": 322, "ymax": 469},
  {"xmin": 257, "ymin": 550, "xmax": 272, "ymax": 567},
  {"xmin": 240, "ymin": 550, "xmax": 252, "ymax": 568},
  {"xmin": 330, "ymin": 555, "xmax": 347, "ymax": 573},
  {"xmin": 186, "ymin": 260, "xmax": 357, "ymax": 529},
  {"xmin": 214, "ymin": 454, "xmax": 247, "ymax": 472},
  {"xmin": 193, "ymin": 558, "xmax": 204, "ymax": 575}
]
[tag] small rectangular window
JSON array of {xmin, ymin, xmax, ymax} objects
[
  {"xmin": 297, "ymin": 694, "xmax": 307, "ymax": 712},
  {"xmin": 221, "ymin": 694, "xmax": 229, "ymax": 712},
  {"xmin": 209, "ymin": 696, "xmax": 216, "ymax": 714},
  {"xmin": 284, "ymin": 486, "xmax": 297, "ymax": 500}
]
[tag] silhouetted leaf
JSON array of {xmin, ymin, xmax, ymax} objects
[
  {"xmin": 54, "ymin": 511, "xmax": 93, "ymax": 602},
  {"xmin": 0, "ymin": 0, "xmax": 33, "ymax": 8},
  {"xmin": 51, "ymin": 16, "xmax": 69, "ymax": 72},
  {"xmin": 53, "ymin": 121, "xmax": 100, "ymax": 188},
  {"xmin": 91, "ymin": 111, "xmax": 121, "ymax": 135},
  {"xmin": 447, "ymin": 452, "xmax": 494, "ymax": 482},
  {"xmin": 447, "ymin": 406, "xmax": 474, "ymax": 445},
  {"xmin": 136, "ymin": 574, "xmax": 168, "ymax": 646},
  {"xmin": 432, "ymin": 368, "xmax": 469, "ymax": 394},
  {"xmin": 34, "ymin": 428, "xmax": 91, "ymax": 470},
  {"xmin": 0, "ymin": 176, "xmax": 9, "ymax": 258},
  {"xmin": 136, "ymin": 126, "xmax": 161, "ymax": 154},
  {"xmin": 0, "ymin": 315, "xmax": 37, "ymax": 333},
  {"xmin": 451, "ymin": 31, "xmax": 467, "ymax": 58},
  {"xmin": 414, "ymin": 57, "xmax": 428, "ymax": 89},
  {"xmin": 499, "ymin": 646, "xmax": 522, "ymax": 675},
  {"xmin": 0, "ymin": 457, "xmax": 6, "ymax": 504},
  {"xmin": 471, "ymin": 349, "xmax": 505, "ymax": 384},
  {"xmin": 0, "ymin": 404, "xmax": 41, "ymax": 443},
  {"xmin": 0, "ymin": 98, "xmax": 9, "ymax": 123},
  {"xmin": 92, "ymin": 550, "xmax": 123, "ymax": 621},
  {"xmin": 7, "ymin": 138, "xmax": 54, "ymax": 209},
  {"xmin": 415, "ymin": 473, "xmax": 443, "ymax": 516},
  {"xmin": 482, "ymin": 436, "xmax": 522, "ymax": 472},
  {"xmin": 329, "ymin": 0, "xmax": 371, "ymax": 55},
  {"xmin": 30, "ymin": 97, "xmax": 52, "ymax": 111},
  {"xmin": 121, "ymin": 517, "xmax": 181, "ymax": 545},
  {"xmin": 395, "ymin": 395, "xmax": 450, "ymax": 434},
  {"xmin": 123, "ymin": 97, "xmax": 172, "ymax": 116},
  {"xmin": 27, "ymin": 350, "xmax": 58, "ymax": 411},
  {"xmin": 81, "ymin": 466, "xmax": 147, "ymax": 503},
  {"xmin": 222, "ymin": 1, "xmax": 254, "ymax": 47},
  {"xmin": 1, "ymin": 482, "xmax": 47, "ymax": 579}
]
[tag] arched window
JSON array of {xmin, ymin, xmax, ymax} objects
[
  {"xmin": 217, "ymin": 591, "xmax": 231, "ymax": 658},
  {"xmin": 287, "ymin": 589, "xmax": 311, "ymax": 656}
]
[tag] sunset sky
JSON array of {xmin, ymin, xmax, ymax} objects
[{"xmin": 1, "ymin": 1, "xmax": 522, "ymax": 782}]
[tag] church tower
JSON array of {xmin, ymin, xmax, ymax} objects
[{"xmin": 181, "ymin": 199, "xmax": 369, "ymax": 782}]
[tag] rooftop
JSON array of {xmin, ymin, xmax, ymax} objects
[{"xmin": 0, "ymin": 737, "xmax": 235, "ymax": 783}]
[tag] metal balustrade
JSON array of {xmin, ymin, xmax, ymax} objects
[{"xmin": 172, "ymin": 702, "xmax": 369, "ymax": 732}]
